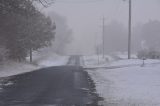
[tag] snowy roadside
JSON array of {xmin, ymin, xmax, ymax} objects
[
  {"xmin": 83, "ymin": 55, "xmax": 160, "ymax": 106},
  {"xmin": 83, "ymin": 55, "xmax": 111, "ymax": 68},
  {"xmin": 0, "ymin": 53, "xmax": 69, "ymax": 91},
  {"xmin": 83, "ymin": 55, "xmax": 160, "ymax": 69},
  {"xmin": 0, "ymin": 52, "xmax": 69, "ymax": 78},
  {"xmin": 32, "ymin": 55, "xmax": 69, "ymax": 67},
  {"xmin": 0, "ymin": 61, "xmax": 39, "ymax": 78},
  {"xmin": 0, "ymin": 61, "xmax": 39, "ymax": 92}
]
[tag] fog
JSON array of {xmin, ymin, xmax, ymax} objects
[
  {"xmin": 47, "ymin": 12, "xmax": 73, "ymax": 55},
  {"xmin": 43, "ymin": 0, "xmax": 160, "ymax": 55},
  {"xmin": 103, "ymin": 21, "xmax": 128, "ymax": 53},
  {"xmin": 103, "ymin": 20, "xmax": 160, "ymax": 54}
]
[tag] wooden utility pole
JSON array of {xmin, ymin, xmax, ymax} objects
[
  {"xmin": 26, "ymin": 12, "xmax": 33, "ymax": 63},
  {"xmin": 102, "ymin": 16, "xmax": 105, "ymax": 58},
  {"xmin": 128, "ymin": 0, "xmax": 132, "ymax": 59},
  {"xmin": 95, "ymin": 33, "xmax": 100, "ymax": 65},
  {"xmin": 30, "ymin": 47, "xmax": 32, "ymax": 63}
]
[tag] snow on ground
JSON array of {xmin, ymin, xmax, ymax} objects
[
  {"xmin": 0, "ymin": 48, "xmax": 69, "ymax": 78},
  {"xmin": 0, "ymin": 61, "xmax": 39, "ymax": 92},
  {"xmin": 0, "ymin": 54, "xmax": 68, "ymax": 78},
  {"xmin": 83, "ymin": 55, "xmax": 111, "ymax": 68},
  {"xmin": 29, "ymin": 48, "xmax": 69, "ymax": 67},
  {"xmin": 110, "ymin": 59, "xmax": 160, "ymax": 67},
  {"xmin": 0, "ymin": 49, "xmax": 69, "ymax": 92},
  {"xmin": 0, "ymin": 50, "xmax": 69, "ymax": 91},
  {"xmin": 83, "ymin": 53, "xmax": 135, "ymax": 68},
  {"xmin": 33, "ymin": 54, "xmax": 69, "ymax": 67},
  {"xmin": 0, "ymin": 56, "xmax": 68, "ymax": 78},
  {"xmin": 0, "ymin": 61, "xmax": 39, "ymax": 78},
  {"xmin": 84, "ymin": 54, "xmax": 160, "ymax": 68},
  {"xmin": 113, "ymin": 52, "xmax": 137, "ymax": 59},
  {"xmin": 84, "ymin": 55, "xmax": 160, "ymax": 106}
]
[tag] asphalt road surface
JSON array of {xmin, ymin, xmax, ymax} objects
[{"xmin": 0, "ymin": 56, "xmax": 99, "ymax": 106}]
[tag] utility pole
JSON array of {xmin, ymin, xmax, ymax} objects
[
  {"xmin": 30, "ymin": 47, "xmax": 32, "ymax": 63},
  {"xmin": 102, "ymin": 16, "xmax": 105, "ymax": 58},
  {"xmin": 95, "ymin": 33, "xmax": 100, "ymax": 65},
  {"xmin": 128, "ymin": 0, "xmax": 132, "ymax": 59},
  {"xmin": 26, "ymin": 10, "xmax": 33, "ymax": 63}
]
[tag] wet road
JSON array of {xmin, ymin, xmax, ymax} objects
[{"xmin": 0, "ymin": 56, "xmax": 98, "ymax": 106}]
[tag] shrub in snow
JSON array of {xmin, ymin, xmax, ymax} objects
[
  {"xmin": 147, "ymin": 50, "xmax": 160, "ymax": 59},
  {"xmin": 137, "ymin": 49, "xmax": 160, "ymax": 59},
  {"xmin": 137, "ymin": 50, "xmax": 148, "ymax": 59}
]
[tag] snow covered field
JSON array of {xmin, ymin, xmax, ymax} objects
[{"xmin": 84, "ymin": 55, "xmax": 160, "ymax": 106}]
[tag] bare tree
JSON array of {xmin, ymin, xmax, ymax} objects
[{"xmin": 35, "ymin": 0, "xmax": 54, "ymax": 7}]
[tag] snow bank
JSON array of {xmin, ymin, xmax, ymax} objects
[
  {"xmin": 86, "ymin": 59, "xmax": 160, "ymax": 106},
  {"xmin": 83, "ymin": 55, "xmax": 112, "ymax": 68},
  {"xmin": 0, "ymin": 50, "xmax": 69, "ymax": 91},
  {"xmin": 0, "ymin": 55, "xmax": 69, "ymax": 78},
  {"xmin": 0, "ymin": 49, "xmax": 69, "ymax": 78},
  {"xmin": 83, "ymin": 53, "xmax": 133, "ymax": 68},
  {"xmin": 33, "ymin": 55, "xmax": 69, "ymax": 67},
  {"xmin": 0, "ymin": 61, "xmax": 39, "ymax": 78},
  {"xmin": 110, "ymin": 59, "xmax": 160, "ymax": 67},
  {"xmin": 112, "ymin": 52, "xmax": 138, "ymax": 59},
  {"xmin": 83, "ymin": 54, "xmax": 160, "ymax": 69},
  {"xmin": 0, "ymin": 61, "xmax": 36, "ymax": 92},
  {"xmin": 30, "ymin": 48, "xmax": 69, "ymax": 67}
]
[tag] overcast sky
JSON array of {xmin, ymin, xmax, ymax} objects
[{"xmin": 44, "ymin": 0, "xmax": 160, "ymax": 54}]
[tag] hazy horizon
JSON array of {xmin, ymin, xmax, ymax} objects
[{"xmin": 43, "ymin": 0, "xmax": 160, "ymax": 55}]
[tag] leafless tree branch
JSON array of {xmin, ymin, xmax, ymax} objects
[{"xmin": 38, "ymin": 0, "xmax": 54, "ymax": 7}]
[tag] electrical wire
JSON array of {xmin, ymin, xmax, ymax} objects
[{"xmin": 54, "ymin": 0, "xmax": 105, "ymax": 4}]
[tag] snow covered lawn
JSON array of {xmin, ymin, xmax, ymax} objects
[{"xmin": 85, "ymin": 59, "xmax": 160, "ymax": 106}]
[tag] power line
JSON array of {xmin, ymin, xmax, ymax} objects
[{"xmin": 54, "ymin": 0, "xmax": 104, "ymax": 4}]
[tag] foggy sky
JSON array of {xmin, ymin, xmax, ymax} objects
[{"xmin": 44, "ymin": 0, "xmax": 160, "ymax": 55}]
